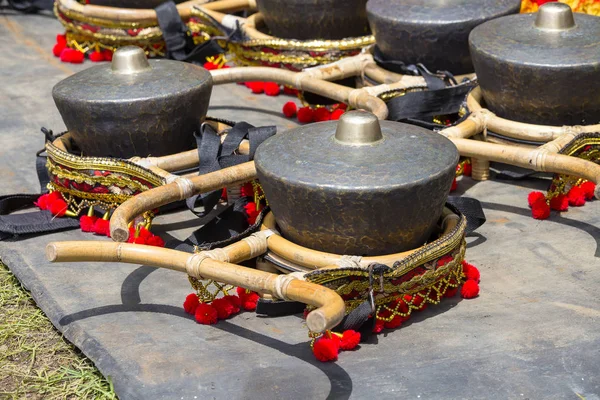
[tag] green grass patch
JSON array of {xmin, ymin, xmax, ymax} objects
[{"xmin": 0, "ymin": 261, "xmax": 117, "ymax": 399}]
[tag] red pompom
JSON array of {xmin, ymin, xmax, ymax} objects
[
  {"xmin": 70, "ymin": 50, "xmax": 85, "ymax": 64},
  {"xmin": 336, "ymin": 103, "xmax": 348, "ymax": 111},
  {"xmin": 339, "ymin": 330, "xmax": 360, "ymax": 350},
  {"xmin": 137, "ymin": 227, "xmax": 152, "ymax": 239},
  {"xmin": 313, "ymin": 107, "xmax": 331, "ymax": 122},
  {"xmin": 283, "ymin": 86, "xmax": 299, "ymax": 96},
  {"xmin": 183, "ymin": 293, "xmax": 200, "ymax": 314},
  {"xmin": 384, "ymin": 315, "xmax": 403, "ymax": 329},
  {"xmin": 297, "ymin": 107, "xmax": 314, "ymax": 123},
  {"xmin": 146, "ymin": 235, "xmax": 165, "ymax": 247},
  {"xmin": 580, "ymin": 181, "xmax": 596, "ymax": 201},
  {"xmin": 463, "ymin": 262, "xmax": 480, "ymax": 282},
  {"xmin": 60, "ymin": 48, "xmax": 84, "ymax": 64},
  {"xmin": 48, "ymin": 191, "xmax": 63, "ymax": 203},
  {"xmin": 444, "ymin": 287, "xmax": 459, "ymax": 297},
  {"xmin": 247, "ymin": 81, "xmax": 265, "ymax": 94},
  {"xmin": 568, "ymin": 186, "xmax": 586, "ymax": 207},
  {"xmin": 237, "ymin": 287, "xmax": 260, "ymax": 311},
  {"xmin": 80, "ymin": 215, "xmax": 98, "ymax": 232},
  {"xmin": 89, "ymin": 51, "xmax": 105, "ymax": 62},
  {"xmin": 223, "ymin": 295, "xmax": 241, "ymax": 313},
  {"xmin": 528, "ymin": 191, "xmax": 546, "ymax": 207},
  {"xmin": 244, "ymin": 202, "xmax": 261, "ymax": 225},
  {"xmin": 52, "ymin": 43, "xmax": 66, "ymax": 57},
  {"xmin": 195, "ymin": 303, "xmax": 218, "ymax": 324},
  {"xmin": 35, "ymin": 194, "xmax": 50, "ymax": 210},
  {"xmin": 282, "ymin": 101, "xmax": 297, "ymax": 118},
  {"xmin": 531, "ymin": 200, "xmax": 550, "ymax": 220},
  {"xmin": 549, "ymin": 194, "xmax": 569, "ymax": 211},
  {"xmin": 450, "ymin": 178, "xmax": 457, "ymax": 192},
  {"xmin": 56, "ymin": 34, "xmax": 67, "ymax": 45},
  {"xmin": 102, "ymin": 49, "xmax": 113, "ymax": 61},
  {"xmin": 312, "ymin": 337, "xmax": 339, "ymax": 362},
  {"xmin": 330, "ymin": 109, "xmax": 345, "ymax": 120},
  {"xmin": 264, "ymin": 82, "xmax": 281, "ymax": 96},
  {"xmin": 372, "ymin": 319, "xmax": 385, "ymax": 334},
  {"xmin": 460, "ymin": 280, "xmax": 480, "ymax": 299},
  {"xmin": 463, "ymin": 162, "xmax": 472, "ymax": 177},
  {"xmin": 93, "ymin": 218, "xmax": 111, "ymax": 237},
  {"xmin": 49, "ymin": 199, "xmax": 68, "ymax": 217},
  {"xmin": 212, "ymin": 297, "xmax": 236, "ymax": 319},
  {"xmin": 133, "ymin": 236, "xmax": 147, "ymax": 245},
  {"xmin": 203, "ymin": 61, "xmax": 219, "ymax": 70}
]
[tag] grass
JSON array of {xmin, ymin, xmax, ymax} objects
[{"xmin": 0, "ymin": 261, "xmax": 117, "ymax": 399}]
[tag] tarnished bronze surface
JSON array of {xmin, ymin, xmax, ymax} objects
[
  {"xmin": 256, "ymin": 0, "xmax": 369, "ymax": 40},
  {"xmin": 366, "ymin": 0, "xmax": 520, "ymax": 74},
  {"xmin": 52, "ymin": 47, "xmax": 212, "ymax": 158},
  {"xmin": 469, "ymin": 3, "xmax": 600, "ymax": 126},
  {"xmin": 255, "ymin": 111, "xmax": 459, "ymax": 256}
]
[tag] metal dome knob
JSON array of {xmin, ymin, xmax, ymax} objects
[
  {"xmin": 334, "ymin": 111, "xmax": 383, "ymax": 146},
  {"xmin": 535, "ymin": 2, "xmax": 576, "ymax": 30},
  {"xmin": 111, "ymin": 46, "xmax": 151, "ymax": 75}
]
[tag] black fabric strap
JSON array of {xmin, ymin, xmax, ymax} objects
[
  {"xmin": 155, "ymin": 1, "xmax": 225, "ymax": 63},
  {"xmin": 386, "ymin": 82, "xmax": 475, "ymax": 122},
  {"xmin": 447, "ymin": 196, "xmax": 486, "ymax": 235},
  {"xmin": 255, "ymin": 298, "xmax": 307, "ymax": 317}
]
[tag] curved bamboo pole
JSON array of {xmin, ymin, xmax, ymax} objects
[
  {"xmin": 46, "ymin": 240, "xmax": 345, "ymax": 333},
  {"xmin": 56, "ymin": 0, "xmax": 254, "ymax": 25},
  {"xmin": 261, "ymin": 210, "xmax": 459, "ymax": 269},
  {"xmin": 211, "ymin": 67, "xmax": 388, "ymax": 119},
  {"xmin": 110, "ymin": 161, "xmax": 257, "ymax": 241},
  {"xmin": 450, "ymin": 138, "xmax": 600, "ymax": 199}
]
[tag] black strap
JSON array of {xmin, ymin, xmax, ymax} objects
[
  {"xmin": 155, "ymin": 1, "xmax": 226, "ymax": 63},
  {"xmin": 386, "ymin": 82, "xmax": 476, "ymax": 122},
  {"xmin": 255, "ymin": 298, "xmax": 307, "ymax": 317},
  {"xmin": 186, "ymin": 122, "xmax": 275, "ymax": 217},
  {"xmin": 446, "ymin": 196, "xmax": 486, "ymax": 235}
]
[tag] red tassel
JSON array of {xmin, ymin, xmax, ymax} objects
[
  {"xmin": 195, "ymin": 303, "xmax": 218, "ymax": 324},
  {"xmin": 52, "ymin": 43, "xmax": 66, "ymax": 57},
  {"xmin": 146, "ymin": 235, "xmax": 165, "ymax": 247},
  {"xmin": 384, "ymin": 315, "xmax": 402, "ymax": 329},
  {"xmin": 460, "ymin": 280, "xmax": 480, "ymax": 299},
  {"xmin": 56, "ymin": 34, "xmax": 67, "ymax": 45},
  {"xmin": 330, "ymin": 109, "xmax": 345, "ymax": 120},
  {"xmin": 223, "ymin": 295, "xmax": 241, "ymax": 313},
  {"xmin": 297, "ymin": 107, "xmax": 314, "ymax": 123},
  {"xmin": 531, "ymin": 200, "xmax": 550, "ymax": 220},
  {"xmin": 133, "ymin": 236, "xmax": 147, "ymax": 245},
  {"xmin": 203, "ymin": 61, "xmax": 219, "ymax": 70},
  {"xmin": 528, "ymin": 191, "xmax": 546, "ymax": 207},
  {"xmin": 102, "ymin": 49, "xmax": 113, "ymax": 61},
  {"xmin": 462, "ymin": 261, "xmax": 480, "ymax": 282},
  {"xmin": 93, "ymin": 218, "xmax": 111, "ymax": 237},
  {"xmin": 243, "ymin": 202, "xmax": 262, "ymax": 225},
  {"xmin": 463, "ymin": 162, "xmax": 472, "ymax": 176},
  {"xmin": 450, "ymin": 178, "xmax": 457, "ymax": 192},
  {"xmin": 372, "ymin": 319, "xmax": 385, "ymax": 334},
  {"xmin": 312, "ymin": 337, "xmax": 339, "ymax": 362},
  {"xmin": 240, "ymin": 182, "xmax": 254, "ymax": 197},
  {"xmin": 339, "ymin": 330, "xmax": 360, "ymax": 350},
  {"xmin": 236, "ymin": 287, "xmax": 260, "ymax": 311},
  {"xmin": 49, "ymin": 199, "xmax": 68, "ymax": 217},
  {"xmin": 549, "ymin": 194, "xmax": 569, "ymax": 211},
  {"xmin": 264, "ymin": 82, "xmax": 281, "ymax": 96},
  {"xmin": 283, "ymin": 86, "xmax": 299, "ymax": 96},
  {"xmin": 313, "ymin": 107, "xmax": 331, "ymax": 122},
  {"xmin": 212, "ymin": 298, "xmax": 236, "ymax": 319},
  {"xmin": 80, "ymin": 215, "xmax": 98, "ymax": 232},
  {"xmin": 282, "ymin": 101, "xmax": 297, "ymax": 118},
  {"xmin": 183, "ymin": 293, "xmax": 200, "ymax": 314},
  {"xmin": 336, "ymin": 103, "xmax": 348, "ymax": 111},
  {"xmin": 89, "ymin": 51, "xmax": 105, "ymax": 62},
  {"xmin": 567, "ymin": 186, "xmax": 586, "ymax": 207},
  {"xmin": 247, "ymin": 81, "xmax": 265, "ymax": 94},
  {"xmin": 580, "ymin": 181, "xmax": 596, "ymax": 200}
]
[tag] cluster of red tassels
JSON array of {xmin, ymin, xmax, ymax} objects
[
  {"xmin": 183, "ymin": 287, "xmax": 260, "ymax": 325},
  {"xmin": 450, "ymin": 161, "xmax": 473, "ymax": 193},
  {"xmin": 282, "ymin": 102, "xmax": 347, "ymax": 124},
  {"xmin": 53, "ymin": 34, "xmax": 114, "ymax": 64},
  {"xmin": 239, "ymin": 182, "xmax": 264, "ymax": 225},
  {"xmin": 312, "ymin": 330, "xmax": 361, "ymax": 362},
  {"xmin": 35, "ymin": 191, "xmax": 70, "ymax": 217},
  {"xmin": 528, "ymin": 181, "xmax": 596, "ymax": 220}
]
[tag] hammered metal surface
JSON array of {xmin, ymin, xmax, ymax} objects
[
  {"xmin": 256, "ymin": 0, "xmax": 369, "ymax": 40},
  {"xmin": 366, "ymin": 0, "xmax": 521, "ymax": 74},
  {"xmin": 255, "ymin": 120, "xmax": 459, "ymax": 256},
  {"xmin": 52, "ymin": 60, "xmax": 212, "ymax": 158},
  {"xmin": 470, "ymin": 12, "xmax": 600, "ymax": 126}
]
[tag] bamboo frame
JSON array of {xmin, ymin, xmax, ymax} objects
[{"xmin": 46, "ymin": 239, "xmax": 345, "ymax": 333}]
